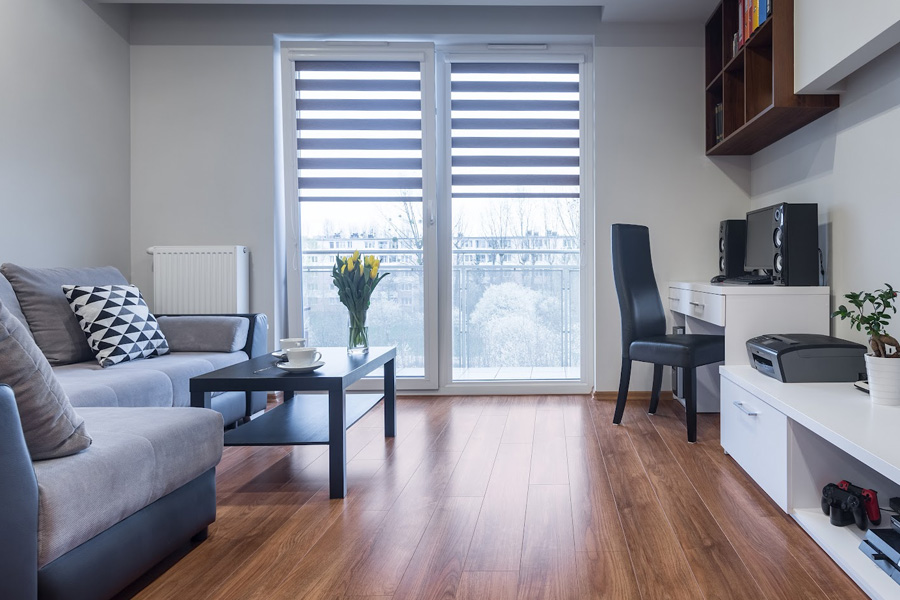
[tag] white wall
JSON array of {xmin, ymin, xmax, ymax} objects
[
  {"xmin": 795, "ymin": 0, "xmax": 900, "ymax": 94},
  {"xmin": 593, "ymin": 32, "xmax": 751, "ymax": 391},
  {"xmin": 751, "ymin": 42, "xmax": 900, "ymax": 347},
  {"xmin": 0, "ymin": 0, "xmax": 131, "ymax": 273},
  {"xmin": 129, "ymin": 45, "xmax": 276, "ymax": 320}
]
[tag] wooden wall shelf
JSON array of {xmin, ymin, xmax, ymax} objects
[{"xmin": 704, "ymin": 0, "xmax": 839, "ymax": 156}]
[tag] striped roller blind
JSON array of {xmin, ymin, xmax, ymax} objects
[
  {"xmin": 295, "ymin": 60, "xmax": 423, "ymax": 202},
  {"xmin": 450, "ymin": 62, "xmax": 581, "ymax": 199}
]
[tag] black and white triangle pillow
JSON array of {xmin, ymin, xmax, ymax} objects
[{"xmin": 62, "ymin": 284, "xmax": 169, "ymax": 368}]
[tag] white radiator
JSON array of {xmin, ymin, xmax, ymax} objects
[{"xmin": 148, "ymin": 246, "xmax": 249, "ymax": 314}]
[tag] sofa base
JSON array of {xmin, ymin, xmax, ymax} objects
[{"xmin": 38, "ymin": 468, "xmax": 216, "ymax": 600}]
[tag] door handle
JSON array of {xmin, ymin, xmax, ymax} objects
[
  {"xmin": 732, "ymin": 401, "xmax": 758, "ymax": 416},
  {"xmin": 689, "ymin": 301, "xmax": 705, "ymax": 310}
]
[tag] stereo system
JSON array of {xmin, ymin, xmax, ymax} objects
[{"xmin": 718, "ymin": 219, "xmax": 747, "ymax": 278}]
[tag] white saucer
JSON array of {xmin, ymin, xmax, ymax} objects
[{"xmin": 275, "ymin": 360, "xmax": 325, "ymax": 373}]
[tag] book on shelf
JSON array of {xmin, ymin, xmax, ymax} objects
[
  {"xmin": 751, "ymin": 0, "xmax": 759, "ymax": 31},
  {"xmin": 715, "ymin": 103, "xmax": 724, "ymax": 144},
  {"xmin": 744, "ymin": 0, "xmax": 752, "ymax": 44},
  {"xmin": 759, "ymin": 0, "xmax": 768, "ymax": 25},
  {"xmin": 738, "ymin": 0, "xmax": 744, "ymax": 47},
  {"xmin": 767, "ymin": 0, "xmax": 772, "ymax": 17}
]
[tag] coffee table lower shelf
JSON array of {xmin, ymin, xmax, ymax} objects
[{"xmin": 223, "ymin": 392, "xmax": 384, "ymax": 446}]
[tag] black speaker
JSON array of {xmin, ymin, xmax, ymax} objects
[
  {"xmin": 719, "ymin": 219, "xmax": 747, "ymax": 278},
  {"xmin": 774, "ymin": 203, "xmax": 819, "ymax": 285},
  {"xmin": 746, "ymin": 203, "xmax": 819, "ymax": 285}
]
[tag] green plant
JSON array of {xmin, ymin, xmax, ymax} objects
[{"xmin": 832, "ymin": 284, "xmax": 899, "ymax": 358}]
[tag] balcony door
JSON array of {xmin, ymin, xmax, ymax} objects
[
  {"xmin": 442, "ymin": 58, "xmax": 587, "ymax": 384},
  {"xmin": 282, "ymin": 46, "xmax": 439, "ymax": 389},
  {"xmin": 281, "ymin": 43, "xmax": 593, "ymax": 392}
]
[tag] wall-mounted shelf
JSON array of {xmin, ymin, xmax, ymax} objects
[{"xmin": 704, "ymin": 0, "xmax": 839, "ymax": 156}]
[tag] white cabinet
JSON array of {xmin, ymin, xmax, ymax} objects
[
  {"xmin": 668, "ymin": 282, "xmax": 830, "ymax": 412},
  {"xmin": 721, "ymin": 365, "xmax": 900, "ymax": 600},
  {"xmin": 720, "ymin": 377, "xmax": 789, "ymax": 510}
]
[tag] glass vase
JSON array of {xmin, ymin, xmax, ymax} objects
[{"xmin": 347, "ymin": 313, "xmax": 369, "ymax": 355}]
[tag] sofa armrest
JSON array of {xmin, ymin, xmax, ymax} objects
[
  {"xmin": 157, "ymin": 313, "xmax": 268, "ymax": 358},
  {"xmin": 0, "ymin": 384, "xmax": 39, "ymax": 599}
]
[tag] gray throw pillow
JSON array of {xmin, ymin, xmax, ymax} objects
[
  {"xmin": 0, "ymin": 264, "xmax": 128, "ymax": 365},
  {"xmin": 157, "ymin": 316, "xmax": 249, "ymax": 353},
  {"xmin": 0, "ymin": 300, "xmax": 91, "ymax": 460}
]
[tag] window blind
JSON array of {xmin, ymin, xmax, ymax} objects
[
  {"xmin": 295, "ymin": 60, "xmax": 423, "ymax": 202},
  {"xmin": 450, "ymin": 62, "xmax": 581, "ymax": 199}
]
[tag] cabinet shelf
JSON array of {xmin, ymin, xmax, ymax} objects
[{"xmin": 704, "ymin": 0, "xmax": 838, "ymax": 155}]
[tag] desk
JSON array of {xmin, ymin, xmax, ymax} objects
[
  {"xmin": 668, "ymin": 282, "xmax": 830, "ymax": 412},
  {"xmin": 721, "ymin": 365, "xmax": 900, "ymax": 599},
  {"xmin": 190, "ymin": 346, "xmax": 396, "ymax": 498}
]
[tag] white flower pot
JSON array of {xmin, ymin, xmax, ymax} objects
[{"xmin": 865, "ymin": 354, "xmax": 900, "ymax": 405}]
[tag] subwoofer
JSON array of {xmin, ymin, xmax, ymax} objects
[
  {"xmin": 746, "ymin": 203, "xmax": 819, "ymax": 286},
  {"xmin": 718, "ymin": 219, "xmax": 747, "ymax": 278}
]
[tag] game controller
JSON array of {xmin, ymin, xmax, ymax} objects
[
  {"xmin": 838, "ymin": 480, "xmax": 881, "ymax": 526},
  {"xmin": 821, "ymin": 483, "xmax": 868, "ymax": 530}
]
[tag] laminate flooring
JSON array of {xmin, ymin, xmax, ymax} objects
[{"xmin": 128, "ymin": 394, "xmax": 867, "ymax": 600}]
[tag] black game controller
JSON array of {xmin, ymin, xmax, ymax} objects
[{"xmin": 821, "ymin": 483, "xmax": 868, "ymax": 530}]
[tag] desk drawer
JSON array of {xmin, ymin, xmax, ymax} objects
[
  {"xmin": 668, "ymin": 288, "xmax": 725, "ymax": 326},
  {"xmin": 720, "ymin": 377, "xmax": 788, "ymax": 511}
]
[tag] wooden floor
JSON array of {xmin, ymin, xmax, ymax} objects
[{"xmin": 130, "ymin": 394, "xmax": 867, "ymax": 600}]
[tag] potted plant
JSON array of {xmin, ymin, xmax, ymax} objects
[{"xmin": 832, "ymin": 284, "xmax": 900, "ymax": 404}]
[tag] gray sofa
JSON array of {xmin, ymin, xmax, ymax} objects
[
  {"xmin": 0, "ymin": 265, "xmax": 268, "ymax": 426},
  {"xmin": 0, "ymin": 264, "xmax": 269, "ymax": 599},
  {"xmin": 0, "ymin": 384, "xmax": 223, "ymax": 600}
]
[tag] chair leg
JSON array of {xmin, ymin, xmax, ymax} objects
[
  {"xmin": 684, "ymin": 368, "xmax": 697, "ymax": 443},
  {"xmin": 613, "ymin": 359, "xmax": 632, "ymax": 424},
  {"xmin": 648, "ymin": 364, "xmax": 664, "ymax": 414}
]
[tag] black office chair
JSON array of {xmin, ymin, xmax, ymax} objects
[{"xmin": 610, "ymin": 224, "xmax": 725, "ymax": 443}]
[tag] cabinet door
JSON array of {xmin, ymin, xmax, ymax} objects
[{"xmin": 720, "ymin": 377, "xmax": 789, "ymax": 510}]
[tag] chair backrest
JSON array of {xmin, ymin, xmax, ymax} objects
[{"xmin": 611, "ymin": 224, "xmax": 667, "ymax": 358}]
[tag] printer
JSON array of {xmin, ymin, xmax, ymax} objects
[{"xmin": 746, "ymin": 333, "xmax": 867, "ymax": 383}]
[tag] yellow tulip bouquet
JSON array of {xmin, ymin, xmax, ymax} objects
[{"xmin": 332, "ymin": 250, "xmax": 389, "ymax": 353}]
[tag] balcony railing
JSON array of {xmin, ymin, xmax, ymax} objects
[{"xmin": 299, "ymin": 245, "xmax": 580, "ymax": 380}]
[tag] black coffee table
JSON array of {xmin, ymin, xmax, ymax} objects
[{"xmin": 190, "ymin": 346, "xmax": 396, "ymax": 498}]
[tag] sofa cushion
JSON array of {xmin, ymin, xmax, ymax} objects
[
  {"xmin": 52, "ymin": 365, "xmax": 175, "ymax": 408},
  {"xmin": 63, "ymin": 284, "xmax": 169, "ymax": 367},
  {"xmin": 53, "ymin": 351, "xmax": 249, "ymax": 408},
  {"xmin": 0, "ymin": 300, "xmax": 91, "ymax": 460},
  {"xmin": 0, "ymin": 264, "xmax": 128, "ymax": 365},
  {"xmin": 157, "ymin": 316, "xmax": 249, "ymax": 353},
  {"xmin": 32, "ymin": 406, "xmax": 223, "ymax": 567}
]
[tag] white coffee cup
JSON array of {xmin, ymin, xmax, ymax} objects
[
  {"xmin": 286, "ymin": 347, "xmax": 322, "ymax": 367},
  {"xmin": 280, "ymin": 338, "xmax": 306, "ymax": 350}
]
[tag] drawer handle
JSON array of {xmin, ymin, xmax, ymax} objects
[
  {"xmin": 733, "ymin": 401, "xmax": 758, "ymax": 417},
  {"xmin": 689, "ymin": 301, "xmax": 705, "ymax": 310}
]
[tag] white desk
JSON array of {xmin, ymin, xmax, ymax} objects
[
  {"xmin": 668, "ymin": 282, "xmax": 830, "ymax": 412},
  {"xmin": 721, "ymin": 365, "xmax": 900, "ymax": 600}
]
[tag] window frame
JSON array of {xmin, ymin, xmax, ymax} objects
[
  {"xmin": 278, "ymin": 41, "xmax": 594, "ymax": 394},
  {"xmin": 435, "ymin": 44, "xmax": 595, "ymax": 394},
  {"xmin": 279, "ymin": 42, "xmax": 440, "ymax": 390}
]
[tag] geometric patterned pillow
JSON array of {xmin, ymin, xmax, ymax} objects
[{"xmin": 62, "ymin": 284, "xmax": 169, "ymax": 368}]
